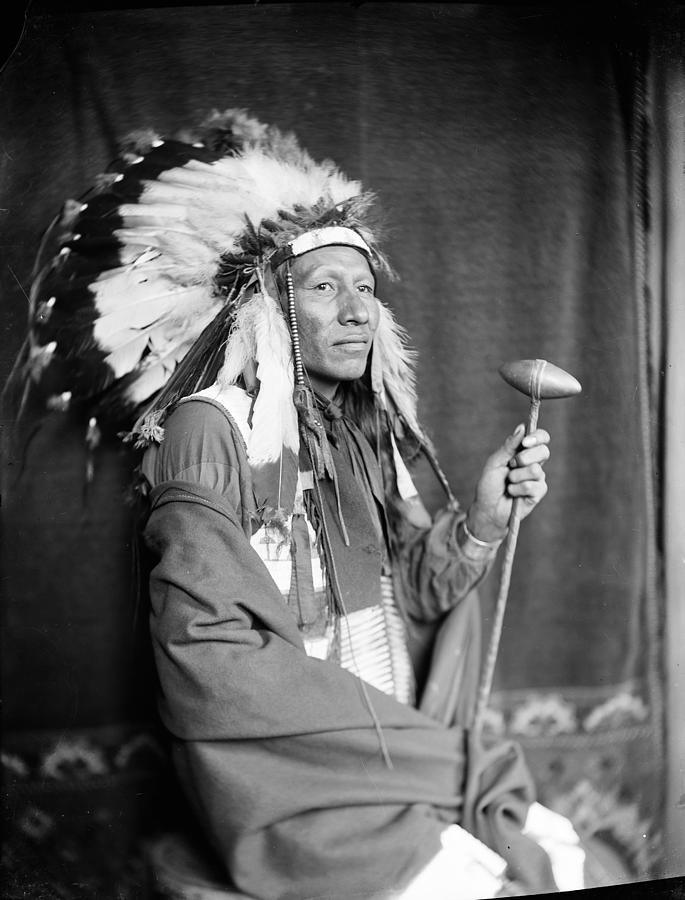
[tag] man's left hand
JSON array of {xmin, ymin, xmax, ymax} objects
[{"xmin": 466, "ymin": 424, "xmax": 551, "ymax": 543}]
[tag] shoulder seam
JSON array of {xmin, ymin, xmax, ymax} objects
[{"xmin": 174, "ymin": 395, "xmax": 248, "ymax": 454}]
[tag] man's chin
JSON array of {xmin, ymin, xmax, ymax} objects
[
  {"xmin": 337, "ymin": 361, "xmax": 370, "ymax": 383},
  {"xmin": 305, "ymin": 356, "xmax": 370, "ymax": 396}
]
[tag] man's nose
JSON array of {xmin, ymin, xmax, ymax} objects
[{"xmin": 338, "ymin": 284, "xmax": 370, "ymax": 324}]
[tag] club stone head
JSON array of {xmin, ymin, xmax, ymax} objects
[{"xmin": 499, "ymin": 359, "xmax": 582, "ymax": 399}]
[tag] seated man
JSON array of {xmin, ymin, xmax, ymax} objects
[
  {"xmin": 25, "ymin": 110, "xmax": 587, "ymax": 898},
  {"xmin": 140, "ymin": 242, "xmax": 569, "ymax": 899}
]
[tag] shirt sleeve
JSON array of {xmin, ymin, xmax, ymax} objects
[
  {"xmin": 391, "ymin": 495, "xmax": 499, "ymax": 624},
  {"xmin": 140, "ymin": 398, "xmax": 246, "ymax": 503}
]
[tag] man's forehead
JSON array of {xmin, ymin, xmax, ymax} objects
[{"xmin": 291, "ymin": 245, "xmax": 374, "ymax": 277}]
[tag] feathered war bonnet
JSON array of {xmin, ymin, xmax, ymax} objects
[{"xmin": 20, "ymin": 109, "xmax": 434, "ymax": 516}]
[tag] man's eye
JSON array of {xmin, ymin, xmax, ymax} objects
[{"xmin": 357, "ymin": 284, "xmax": 374, "ymax": 294}]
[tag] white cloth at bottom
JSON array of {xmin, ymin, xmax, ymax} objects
[{"xmin": 387, "ymin": 803, "xmax": 584, "ymax": 899}]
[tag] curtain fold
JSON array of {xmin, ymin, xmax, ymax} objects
[{"xmin": 647, "ymin": 7, "xmax": 685, "ymax": 878}]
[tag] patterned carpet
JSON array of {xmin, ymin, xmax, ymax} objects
[{"xmin": 1, "ymin": 725, "xmax": 178, "ymax": 900}]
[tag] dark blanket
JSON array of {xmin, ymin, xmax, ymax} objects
[{"xmin": 144, "ymin": 464, "xmax": 557, "ymax": 898}]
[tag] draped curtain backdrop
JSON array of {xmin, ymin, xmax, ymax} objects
[
  {"xmin": 1, "ymin": 3, "xmax": 680, "ymax": 896},
  {"xmin": 647, "ymin": 7, "xmax": 685, "ymax": 878}
]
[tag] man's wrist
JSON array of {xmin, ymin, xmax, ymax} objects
[
  {"xmin": 465, "ymin": 506, "xmax": 508, "ymax": 545},
  {"xmin": 458, "ymin": 513, "xmax": 506, "ymax": 561}
]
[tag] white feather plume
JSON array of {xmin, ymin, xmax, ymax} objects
[
  {"xmin": 217, "ymin": 297, "xmax": 258, "ymax": 388},
  {"xmin": 374, "ymin": 300, "xmax": 420, "ymax": 437},
  {"xmin": 217, "ymin": 289, "xmax": 297, "ymax": 465}
]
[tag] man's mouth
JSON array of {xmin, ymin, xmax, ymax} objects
[{"xmin": 334, "ymin": 334, "xmax": 370, "ymax": 346}]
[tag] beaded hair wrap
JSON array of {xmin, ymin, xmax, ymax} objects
[{"xmin": 285, "ymin": 264, "xmax": 305, "ymax": 388}]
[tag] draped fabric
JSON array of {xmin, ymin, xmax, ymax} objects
[
  {"xmin": 644, "ymin": 9, "xmax": 685, "ymax": 878},
  {"xmin": 1, "ymin": 3, "xmax": 675, "ymax": 894},
  {"xmin": 140, "ymin": 418, "xmax": 556, "ymax": 897}
]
